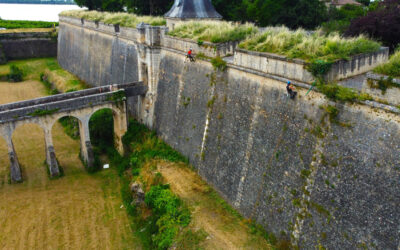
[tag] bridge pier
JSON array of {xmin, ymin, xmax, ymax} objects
[
  {"xmin": 79, "ymin": 119, "xmax": 94, "ymax": 169},
  {"xmin": 113, "ymin": 103, "xmax": 128, "ymax": 155},
  {"xmin": 8, "ymin": 140, "xmax": 22, "ymax": 183},
  {"xmin": 44, "ymin": 129, "xmax": 60, "ymax": 177}
]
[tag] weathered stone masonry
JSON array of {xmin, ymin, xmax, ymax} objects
[
  {"xmin": 58, "ymin": 17, "xmax": 400, "ymax": 249},
  {"xmin": 0, "ymin": 31, "xmax": 57, "ymax": 63}
]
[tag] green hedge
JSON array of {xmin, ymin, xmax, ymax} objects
[{"xmin": 0, "ymin": 19, "xmax": 58, "ymax": 29}]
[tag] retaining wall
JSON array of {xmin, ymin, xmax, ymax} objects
[
  {"xmin": 57, "ymin": 16, "xmax": 140, "ymax": 86},
  {"xmin": 57, "ymin": 17, "xmax": 400, "ymax": 249},
  {"xmin": 0, "ymin": 31, "xmax": 57, "ymax": 62},
  {"xmin": 234, "ymin": 48, "xmax": 389, "ymax": 83}
]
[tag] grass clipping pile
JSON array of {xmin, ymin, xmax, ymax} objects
[{"xmin": 105, "ymin": 120, "xmax": 272, "ymax": 249}]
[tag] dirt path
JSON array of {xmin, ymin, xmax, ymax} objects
[
  {"xmin": 157, "ymin": 161, "xmax": 271, "ymax": 250},
  {"xmin": 0, "ymin": 80, "xmax": 139, "ymax": 249}
]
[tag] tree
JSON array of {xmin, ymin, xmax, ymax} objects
[
  {"xmin": 74, "ymin": 0, "xmax": 124, "ymax": 11},
  {"xmin": 345, "ymin": 0, "xmax": 400, "ymax": 50},
  {"xmin": 212, "ymin": 0, "xmax": 249, "ymax": 22},
  {"xmin": 126, "ymin": 0, "xmax": 173, "ymax": 15},
  {"xmin": 245, "ymin": 0, "xmax": 327, "ymax": 29}
]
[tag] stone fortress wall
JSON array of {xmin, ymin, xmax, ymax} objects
[
  {"xmin": 57, "ymin": 16, "xmax": 400, "ymax": 249},
  {"xmin": 0, "ymin": 31, "xmax": 57, "ymax": 63}
]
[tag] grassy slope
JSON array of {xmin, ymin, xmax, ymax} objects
[
  {"xmin": 0, "ymin": 59, "xmax": 139, "ymax": 249},
  {"xmin": 0, "ymin": 58, "xmax": 88, "ymax": 92}
]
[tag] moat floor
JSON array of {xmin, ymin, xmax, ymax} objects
[{"xmin": 0, "ymin": 80, "xmax": 139, "ymax": 249}]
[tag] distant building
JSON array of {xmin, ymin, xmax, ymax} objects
[
  {"xmin": 328, "ymin": 0, "xmax": 362, "ymax": 8},
  {"xmin": 164, "ymin": 0, "xmax": 222, "ymax": 30}
]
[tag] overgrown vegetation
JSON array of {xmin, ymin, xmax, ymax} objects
[
  {"xmin": 239, "ymin": 26, "xmax": 380, "ymax": 62},
  {"xmin": 7, "ymin": 64, "xmax": 23, "ymax": 82},
  {"xmin": 0, "ymin": 19, "xmax": 58, "ymax": 29},
  {"xmin": 373, "ymin": 49, "xmax": 400, "ymax": 78},
  {"xmin": 59, "ymin": 117, "xmax": 80, "ymax": 140},
  {"xmin": 367, "ymin": 77, "xmax": 398, "ymax": 95},
  {"xmin": 85, "ymin": 114, "xmax": 273, "ymax": 249},
  {"xmin": 211, "ymin": 56, "xmax": 227, "ymax": 71},
  {"xmin": 28, "ymin": 108, "xmax": 59, "ymax": 117},
  {"xmin": 0, "ymin": 58, "xmax": 87, "ymax": 92},
  {"xmin": 317, "ymin": 83, "xmax": 373, "ymax": 102},
  {"xmin": 40, "ymin": 72, "xmax": 59, "ymax": 95},
  {"xmin": 168, "ymin": 21, "xmax": 258, "ymax": 43},
  {"xmin": 60, "ymin": 10, "xmax": 166, "ymax": 27},
  {"xmin": 145, "ymin": 184, "xmax": 191, "ymax": 249}
]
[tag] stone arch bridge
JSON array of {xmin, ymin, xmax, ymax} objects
[{"xmin": 0, "ymin": 82, "xmax": 147, "ymax": 183}]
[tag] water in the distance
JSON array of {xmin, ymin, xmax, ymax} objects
[{"xmin": 0, "ymin": 4, "xmax": 83, "ymax": 22}]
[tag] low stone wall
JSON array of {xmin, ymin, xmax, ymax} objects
[
  {"xmin": 0, "ymin": 31, "xmax": 57, "ymax": 62},
  {"xmin": 162, "ymin": 35, "xmax": 238, "ymax": 58},
  {"xmin": 233, "ymin": 47, "xmax": 390, "ymax": 83}
]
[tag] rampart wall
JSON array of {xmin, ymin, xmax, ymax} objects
[
  {"xmin": 0, "ymin": 31, "xmax": 57, "ymax": 62},
  {"xmin": 58, "ymin": 17, "xmax": 400, "ymax": 249}
]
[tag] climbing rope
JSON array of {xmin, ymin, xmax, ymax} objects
[{"xmin": 305, "ymin": 81, "xmax": 317, "ymax": 96}]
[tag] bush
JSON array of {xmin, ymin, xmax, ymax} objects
[
  {"xmin": 344, "ymin": 0, "xmax": 400, "ymax": 51},
  {"xmin": 168, "ymin": 21, "xmax": 258, "ymax": 43},
  {"xmin": 239, "ymin": 26, "xmax": 380, "ymax": 62},
  {"xmin": 145, "ymin": 185, "xmax": 191, "ymax": 249},
  {"xmin": 7, "ymin": 65, "xmax": 23, "ymax": 82},
  {"xmin": 317, "ymin": 83, "xmax": 373, "ymax": 103}
]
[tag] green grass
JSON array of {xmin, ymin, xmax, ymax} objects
[
  {"xmin": 60, "ymin": 10, "xmax": 166, "ymax": 27},
  {"xmin": 373, "ymin": 49, "xmax": 400, "ymax": 78},
  {"xmin": 168, "ymin": 21, "xmax": 258, "ymax": 43},
  {"xmin": 0, "ymin": 19, "xmax": 58, "ymax": 29},
  {"xmin": 239, "ymin": 26, "xmax": 381, "ymax": 62}
]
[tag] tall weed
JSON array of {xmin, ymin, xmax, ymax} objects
[{"xmin": 239, "ymin": 26, "xmax": 380, "ymax": 62}]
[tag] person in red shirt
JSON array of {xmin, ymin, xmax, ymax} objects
[{"xmin": 187, "ymin": 48, "xmax": 194, "ymax": 62}]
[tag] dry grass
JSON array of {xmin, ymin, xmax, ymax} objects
[
  {"xmin": 60, "ymin": 10, "xmax": 166, "ymax": 27},
  {"xmin": 239, "ymin": 26, "xmax": 381, "ymax": 62},
  {"xmin": 0, "ymin": 80, "xmax": 140, "ymax": 249},
  {"xmin": 168, "ymin": 21, "xmax": 258, "ymax": 43},
  {"xmin": 140, "ymin": 160, "xmax": 271, "ymax": 250}
]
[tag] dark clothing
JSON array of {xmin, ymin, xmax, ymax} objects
[{"xmin": 286, "ymin": 85, "xmax": 297, "ymax": 99}]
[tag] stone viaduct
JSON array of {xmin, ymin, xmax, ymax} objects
[{"xmin": 0, "ymin": 82, "xmax": 147, "ymax": 182}]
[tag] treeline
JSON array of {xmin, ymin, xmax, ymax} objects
[{"xmin": 0, "ymin": 0, "xmax": 75, "ymax": 4}]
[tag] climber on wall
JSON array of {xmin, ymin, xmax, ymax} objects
[
  {"xmin": 286, "ymin": 81, "xmax": 297, "ymax": 99},
  {"xmin": 186, "ymin": 48, "xmax": 195, "ymax": 62}
]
